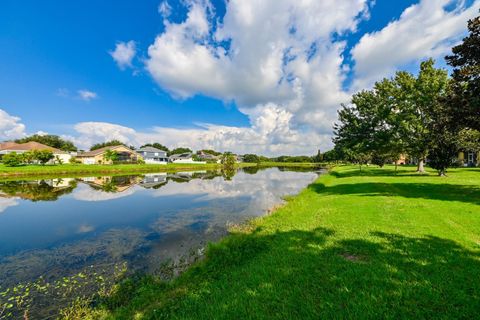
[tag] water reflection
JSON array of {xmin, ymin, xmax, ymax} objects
[{"xmin": 0, "ymin": 167, "xmax": 320, "ymax": 316}]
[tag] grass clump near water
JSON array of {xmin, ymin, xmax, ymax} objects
[{"xmin": 67, "ymin": 165, "xmax": 480, "ymax": 319}]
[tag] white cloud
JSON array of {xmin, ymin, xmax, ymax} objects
[
  {"xmin": 0, "ymin": 197, "xmax": 19, "ymax": 213},
  {"xmin": 110, "ymin": 40, "xmax": 136, "ymax": 70},
  {"xmin": 0, "ymin": 108, "xmax": 26, "ymax": 141},
  {"xmin": 77, "ymin": 90, "xmax": 98, "ymax": 101},
  {"xmin": 158, "ymin": 1, "xmax": 172, "ymax": 18},
  {"xmin": 73, "ymin": 183, "xmax": 137, "ymax": 202},
  {"xmin": 56, "ymin": 88, "xmax": 70, "ymax": 97},
  {"xmin": 35, "ymin": 130, "xmax": 48, "ymax": 136},
  {"xmin": 144, "ymin": 0, "xmax": 373, "ymax": 153},
  {"xmin": 352, "ymin": 0, "xmax": 480, "ymax": 89}
]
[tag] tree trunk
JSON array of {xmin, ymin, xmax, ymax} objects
[
  {"xmin": 438, "ymin": 169, "xmax": 447, "ymax": 177},
  {"xmin": 417, "ymin": 158, "xmax": 425, "ymax": 173}
]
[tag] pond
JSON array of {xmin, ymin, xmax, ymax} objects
[{"xmin": 0, "ymin": 166, "xmax": 321, "ymax": 318}]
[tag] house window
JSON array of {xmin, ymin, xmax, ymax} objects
[{"xmin": 155, "ymin": 152, "xmax": 158, "ymax": 156}]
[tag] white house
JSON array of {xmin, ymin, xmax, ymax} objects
[
  {"xmin": 0, "ymin": 141, "xmax": 72, "ymax": 163},
  {"xmin": 136, "ymin": 146, "xmax": 169, "ymax": 164},
  {"xmin": 169, "ymin": 153, "xmax": 206, "ymax": 164}
]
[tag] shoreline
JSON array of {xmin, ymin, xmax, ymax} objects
[{"xmin": 0, "ymin": 162, "xmax": 325, "ymax": 180}]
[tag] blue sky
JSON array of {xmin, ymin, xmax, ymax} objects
[{"xmin": 1, "ymin": 0, "xmax": 479, "ymax": 154}]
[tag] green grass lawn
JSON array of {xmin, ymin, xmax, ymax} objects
[{"xmin": 71, "ymin": 165, "xmax": 480, "ymax": 319}]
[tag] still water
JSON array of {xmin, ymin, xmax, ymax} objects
[{"xmin": 0, "ymin": 167, "xmax": 320, "ymax": 317}]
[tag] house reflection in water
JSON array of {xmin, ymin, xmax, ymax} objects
[
  {"xmin": 79, "ymin": 175, "xmax": 141, "ymax": 193},
  {"xmin": 139, "ymin": 173, "xmax": 168, "ymax": 189},
  {"xmin": 0, "ymin": 178, "xmax": 77, "ymax": 201}
]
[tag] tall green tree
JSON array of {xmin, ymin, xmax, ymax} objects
[
  {"xmin": 90, "ymin": 140, "xmax": 125, "ymax": 151},
  {"xmin": 426, "ymin": 85, "xmax": 460, "ymax": 176},
  {"xmin": 445, "ymin": 14, "xmax": 480, "ymax": 130},
  {"xmin": 394, "ymin": 59, "xmax": 449, "ymax": 172},
  {"xmin": 334, "ymin": 78, "xmax": 404, "ymax": 170},
  {"xmin": 33, "ymin": 150, "xmax": 54, "ymax": 165},
  {"xmin": 168, "ymin": 147, "xmax": 192, "ymax": 156},
  {"xmin": 141, "ymin": 143, "xmax": 169, "ymax": 153},
  {"xmin": 15, "ymin": 134, "xmax": 77, "ymax": 151}
]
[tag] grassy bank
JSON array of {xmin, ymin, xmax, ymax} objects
[
  {"xmin": 0, "ymin": 162, "xmax": 325, "ymax": 179},
  {"xmin": 70, "ymin": 165, "xmax": 480, "ymax": 319},
  {"xmin": 0, "ymin": 163, "xmax": 254, "ymax": 178}
]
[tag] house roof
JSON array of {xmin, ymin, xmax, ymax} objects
[
  {"xmin": 137, "ymin": 146, "xmax": 166, "ymax": 153},
  {"xmin": 197, "ymin": 153, "xmax": 219, "ymax": 160},
  {"xmin": 169, "ymin": 153, "xmax": 192, "ymax": 159},
  {"xmin": 77, "ymin": 145, "xmax": 135, "ymax": 157},
  {"xmin": 0, "ymin": 141, "xmax": 65, "ymax": 153}
]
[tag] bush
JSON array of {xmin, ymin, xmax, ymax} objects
[
  {"xmin": 34, "ymin": 150, "xmax": 54, "ymax": 165},
  {"xmin": 2, "ymin": 152, "xmax": 23, "ymax": 167}
]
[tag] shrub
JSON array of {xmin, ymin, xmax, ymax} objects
[{"xmin": 2, "ymin": 152, "xmax": 23, "ymax": 167}]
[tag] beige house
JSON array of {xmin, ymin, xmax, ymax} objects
[
  {"xmin": 75, "ymin": 145, "xmax": 140, "ymax": 164},
  {"xmin": 0, "ymin": 141, "xmax": 72, "ymax": 163}
]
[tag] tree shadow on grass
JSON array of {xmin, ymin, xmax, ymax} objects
[
  {"xmin": 309, "ymin": 182, "xmax": 480, "ymax": 206},
  {"xmin": 330, "ymin": 167, "xmax": 431, "ymax": 179},
  {"xmin": 100, "ymin": 227, "xmax": 480, "ymax": 319}
]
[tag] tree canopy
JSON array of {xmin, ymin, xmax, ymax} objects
[
  {"xmin": 445, "ymin": 14, "xmax": 480, "ymax": 130},
  {"xmin": 15, "ymin": 134, "xmax": 77, "ymax": 152},
  {"xmin": 168, "ymin": 147, "xmax": 192, "ymax": 156},
  {"xmin": 140, "ymin": 143, "xmax": 169, "ymax": 153},
  {"xmin": 90, "ymin": 140, "xmax": 125, "ymax": 151}
]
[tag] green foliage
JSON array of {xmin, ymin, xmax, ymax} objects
[
  {"xmin": 198, "ymin": 149, "xmax": 222, "ymax": 156},
  {"xmin": 221, "ymin": 152, "xmax": 236, "ymax": 167},
  {"xmin": 334, "ymin": 59, "xmax": 450, "ymax": 172},
  {"xmin": 15, "ymin": 134, "xmax": 77, "ymax": 152},
  {"xmin": 90, "ymin": 140, "xmax": 125, "ymax": 151},
  {"xmin": 168, "ymin": 147, "xmax": 192, "ymax": 156},
  {"xmin": 312, "ymin": 150, "xmax": 323, "ymax": 163},
  {"xmin": 55, "ymin": 155, "xmax": 64, "ymax": 165},
  {"xmin": 103, "ymin": 149, "xmax": 119, "ymax": 164},
  {"xmin": 457, "ymin": 128, "xmax": 480, "ymax": 153},
  {"xmin": 22, "ymin": 151, "xmax": 35, "ymax": 164},
  {"xmin": 272, "ymin": 155, "xmax": 313, "ymax": 163},
  {"xmin": 445, "ymin": 14, "xmax": 480, "ymax": 130},
  {"xmin": 140, "ymin": 143, "xmax": 169, "ymax": 153},
  {"xmin": 34, "ymin": 150, "xmax": 55, "ymax": 165},
  {"xmin": 242, "ymin": 154, "xmax": 260, "ymax": 163},
  {"xmin": 2, "ymin": 152, "xmax": 23, "ymax": 167}
]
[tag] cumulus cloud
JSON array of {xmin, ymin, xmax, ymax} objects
[
  {"xmin": 110, "ymin": 40, "xmax": 136, "ymax": 70},
  {"xmin": 73, "ymin": 184, "xmax": 137, "ymax": 202},
  {"xmin": 0, "ymin": 108, "xmax": 26, "ymax": 141},
  {"xmin": 144, "ymin": 0, "xmax": 373, "ymax": 153},
  {"xmin": 77, "ymin": 90, "xmax": 98, "ymax": 101},
  {"xmin": 68, "ymin": 0, "xmax": 478, "ymax": 155},
  {"xmin": 0, "ymin": 197, "xmax": 19, "ymax": 213},
  {"xmin": 352, "ymin": 0, "xmax": 480, "ymax": 89},
  {"xmin": 158, "ymin": 0, "xmax": 172, "ymax": 18}
]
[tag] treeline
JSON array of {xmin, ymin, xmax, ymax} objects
[
  {"xmin": 332, "ymin": 14, "xmax": 480, "ymax": 176},
  {"xmin": 242, "ymin": 151, "xmax": 333, "ymax": 163}
]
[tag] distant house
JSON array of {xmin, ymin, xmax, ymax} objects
[
  {"xmin": 75, "ymin": 145, "xmax": 140, "ymax": 165},
  {"xmin": 169, "ymin": 153, "xmax": 206, "ymax": 164},
  {"xmin": 136, "ymin": 146, "xmax": 168, "ymax": 164},
  {"xmin": 196, "ymin": 151, "xmax": 221, "ymax": 163},
  {"xmin": 0, "ymin": 141, "xmax": 72, "ymax": 163},
  {"xmin": 458, "ymin": 150, "xmax": 479, "ymax": 167}
]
